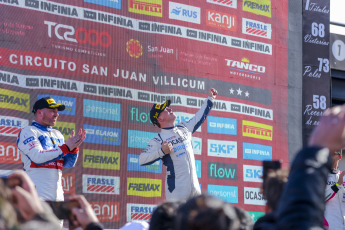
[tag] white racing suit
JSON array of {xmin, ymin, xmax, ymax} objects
[
  {"xmin": 139, "ymin": 97, "xmax": 214, "ymax": 201},
  {"xmin": 325, "ymin": 170, "xmax": 345, "ymax": 230},
  {"xmin": 17, "ymin": 121, "xmax": 78, "ymax": 201}
]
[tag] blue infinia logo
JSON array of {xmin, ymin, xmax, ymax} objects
[{"xmin": 243, "ymin": 142, "xmax": 272, "ymax": 161}]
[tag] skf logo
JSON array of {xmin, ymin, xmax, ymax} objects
[
  {"xmin": 83, "ymin": 149, "xmax": 120, "ymax": 170},
  {"xmin": 242, "ymin": 120, "xmax": 273, "ymax": 141},
  {"xmin": 206, "ymin": 0, "xmax": 237, "ymax": 9},
  {"xmin": 128, "ymin": 0, "xmax": 162, "ymax": 17},
  {"xmin": 243, "ymin": 0, "xmax": 271, "ymax": 18},
  {"xmin": 0, "ymin": 142, "xmax": 21, "ymax": 164},
  {"xmin": 126, "ymin": 39, "xmax": 143, "ymax": 58},
  {"xmin": 225, "ymin": 58, "xmax": 265, "ymax": 74},
  {"xmin": 54, "ymin": 121, "xmax": 75, "ymax": 140},
  {"xmin": 127, "ymin": 178, "xmax": 161, "ymax": 197},
  {"xmin": 90, "ymin": 201, "xmax": 120, "ymax": 222},
  {"xmin": 244, "ymin": 187, "xmax": 266, "ymax": 205},
  {"xmin": 0, "ymin": 116, "xmax": 28, "ymax": 137},
  {"xmin": 44, "ymin": 21, "xmax": 111, "ymax": 48},
  {"xmin": 82, "ymin": 174, "xmax": 120, "ymax": 195},
  {"xmin": 127, "ymin": 203, "xmax": 156, "ymax": 222},
  {"xmin": 242, "ymin": 18, "xmax": 271, "ymax": 39},
  {"xmin": 208, "ymin": 139, "xmax": 237, "ymax": 159},
  {"xmin": 243, "ymin": 165, "xmax": 263, "ymax": 182},
  {"xmin": 0, "ymin": 89, "xmax": 30, "ymax": 113},
  {"xmin": 206, "ymin": 9, "xmax": 236, "ymax": 31},
  {"xmin": 62, "ymin": 173, "xmax": 75, "ymax": 194}
]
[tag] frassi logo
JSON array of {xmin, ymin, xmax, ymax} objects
[
  {"xmin": 195, "ymin": 160, "xmax": 201, "ymax": 178},
  {"xmin": 192, "ymin": 137, "xmax": 202, "ymax": 155},
  {"xmin": 127, "ymin": 178, "xmax": 161, "ymax": 197},
  {"xmin": 54, "ymin": 121, "xmax": 75, "ymax": 140},
  {"xmin": 207, "ymin": 116, "xmax": 237, "ymax": 135},
  {"xmin": 242, "ymin": 120, "xmax": 273, "ymax": 141},
  {"xmin": 247, "ymin": 211, "xmax": 265, "ymax": 222},
  {"xmin": 169, "ymin": 2, "xmax": 200, "ymax": 24},
  {"xmin": 62, "ymin": 173, "xmax": 75, "ymax": 195},
  {"xmin": 128, "ymin": 130, "xmax": 156, "ymax": 149},
  {"xmin": 175, "ymin": 112, "xmax": 201, "ymax": 132},
  {"xmin": 128, "ymin": 105, "xmax": 151, "ymax": 125},
  {"xmin": 83, "ymin": 99, "xmax": 121, "ymax": 121},
  {"xmin": 127, "ymin": 203, "xmax": 156, "ymax": 222},
  {"xmin": 243, "ymin": 0, "xmax": 271, "ymax": 18},
  {"xmin": 0, "ymin": 116, "xmax": 28, "ymax": 137},
  {"xmin": 206, "ymin": 9, "xmax": 236, "ymax": 31},
  {"xmin": 83, "ymin": 149, "xmax": 120, "ymax": 170},
  {"xmin": 0, "ymin": 89, "xmax": 30, "ymax": 113},
  {"xmin": 0, "ymin": 142, "xmax": 21, "ymax": 164},
  {"xmin": 45, "ymin": 21, "xmax": 112, "ymax": 48},
  {"xmin": 242, "ymin": 18, "xmax": 271, "ymax": 39},
  {"xmin": 243, "ymin": 165, "xmax": 263, "ymax": 182},
  {"xmin": 208, "ymin": 184, "xmax": 238, "ymax": 203},
  {"xmin": 90, "ymin": 201, "xmax": 120, "ymax": 222},
  {"xmin": 85, "ymin": 0, "xmax": 122, "ymax": 10},
  {"xmin": 243, "ymin": 142, "xmax": 272, "ymax": 161},
  {"xmin": 206, "ymin": 0, "xmax": 237, "ymax": 9},
  {"xmin": 84, "ymin": 124, "xmax": 121, "ymax": 146},
  {"xmin": 38, "ymin": 95, "xmax": 76, "ymax": 116},
  {"xmin": 207, "ymin": 162, "xmax": 237, "ymax": 180},
  {"xmin": 244, "ymin": 187, "xmax": 266, "ymax": 205},
  {"xmin": 82, "ymin": 174, "xmax": 120, "ymax": 195},
  {"xmin": 127, "ymin": 154, "xmax": 162, "ymax": 174},
  {"xmin": 208, "ymin": 139, "xmax": 237, "ymax": 159},
  {"xmin": 128, "ymin": 0, "xmax": 162, "ymax": 17}
]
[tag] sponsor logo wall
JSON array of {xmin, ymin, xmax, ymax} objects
[{"xmin": 0, "ymin": 0, "xmax": 289, "ymax": 227}]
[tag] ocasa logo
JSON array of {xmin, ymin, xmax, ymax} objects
[
  {"xmin": 90, "ymin": 201, "xmax": 120, "ymax": 222},
  {"xmin": 207, "ymin": 162, "xmax": 237, "ymax": 180},
  {"xmin": 244, "ymin": 187, "xmax": 266, "ymax": 205},
  {"xmin": 206, "ymin": 9, "xmax": 236, "ymax": 31},
  {"xmin": 44, "ymin": 21, "xmax": 111, "ymax": 47}
]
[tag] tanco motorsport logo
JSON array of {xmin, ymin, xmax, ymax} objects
[
  {"xmin": 90, "ymin": 201, "xmax": 120, "ymax": 222},
  {"xmin": 242, "ymin": 18, "xmax": 271, "ymax": 39},
  {"xmin": 127, "ymin": 178, "xmax": 162, "ymax": 197},
  {"xmin": 44, "ymin": 21, "xmax": 112, "ymax": 48},
  {"xmin": 126, "ymin": 39, "xmax": 143, "ymax": 58},
  {"xmin": 83, "ymin": 149, "xmax": 120, "ymax": 170},
  {"xmin": 127, "ymin": 203, "xmax": 156, "ymax": 222},
  {"xmin": 0, "ymin": 116, "xmax": 28, "ymax": 137},
  {"xmin": 225, "ymin": 58, "xmax": 265, "ymax": 81},
  {"xmin": 0, "ymin": 142, "xmax": 21, "ymax": 164},
  {"xmin": 242, "ymin": 120, "xmax": 273, "ymax": 141},
  {"xmin": 0, "ymin": 89, "xmax": 30, "ymax": 113},
  {"xmin": 207, "ymin": 162, "xmax": 237, "ymax": 180},
  {"xmin": 62, "ymin": 173, "xmax": 75, "ymax": 195},
  {"xmin": 129, "ymin": 0, "xmax": 162, "ymax": 17},
  {"xmin": 82, "ymin": 174, "xmax": 120, "ymax": 195},
  {"xmin": 243, "ymin": 0, "xmax": 271, "ymax": 18}
]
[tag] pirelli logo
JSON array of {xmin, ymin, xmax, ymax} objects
[
  {"xmin": 127, "ymin": 178, "xmax": 161, "ymax": 197},
  {"xmin": 242, "ymin": 120, "xmax": 272, "ymax": 141},
  {"xmin": 128, "ymin": 0, "xmax": 162, "ymax": 17}
]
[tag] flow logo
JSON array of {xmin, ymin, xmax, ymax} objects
[
  {"xmin": 169, "ymin": 2, "xmax": 200, "ymax": 24},
  {"xmin": 243, "ymin": 165, "xmax": 263, "ymax": 182},
  {"xmin": 208, "ymin": 139, "xmax": 237, "ymax": 158},
  {"xmin": 207, "ymin": 162, "xmax": 237, "ymax": 180},
  {"xmin": 128, "ymin": 105, "xmax": 151, "ymax": 125}
]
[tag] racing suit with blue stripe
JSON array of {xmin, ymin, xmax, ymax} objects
[
  {"xmin": 17, "ymin": 121, "xmax": 78, "ymax": 201},
  {"xmin": 139, "ymin": 97, "xmax": 214, "ymax": 201}
]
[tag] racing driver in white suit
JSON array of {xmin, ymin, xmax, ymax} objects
[
  {"xmin": 139, "ymin": 88, "xmax": 218, "ymax": 201},
  {"xmin": 17, "ymin": 96, "xmax": 86, "ymax": 202}
]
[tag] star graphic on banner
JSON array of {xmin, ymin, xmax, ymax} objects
[
  {"xmin": 245, "ymin": 91, "xmax": 250, "ymax": 97},
  {"xmin": 237, "ymin": 88, "xmax": 242, "ymax": 95},
  {"xmin": 229, "ymin": 88, "xmax": 234, "ymax": 94}
]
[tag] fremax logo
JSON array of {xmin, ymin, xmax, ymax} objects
[
  {"xmin": 207, "ymin": 162, "xmax": 237, "ymax": 180},
  {"xmin": 208, "ymin": 184, "xmax": 238, "ymax": 203},
  {"xmin": 243, "ymin": 142, "xmax": 272, "ymax": 161},
  {"xmin": 243, "ymin": 165, "xmax": 263, "ymax": 182},
  {"xmin": 128, "ymin": 105, "xmax": 151, "ymax": 125},
  {"xmin": 207, "ymin": 116, "xmax": 236, "ymax": 135},
  {"xmin": 169, "ymin": 2, "xmax": 200, "ymax": 24},
  {"xmin": 208, "ymin": 139, "xmax": 237, "ymax": 159}
]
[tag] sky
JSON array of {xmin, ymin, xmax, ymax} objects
[{"xmin": 330, "ymin": 0, "xmax": 345, "ymax": 35}]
